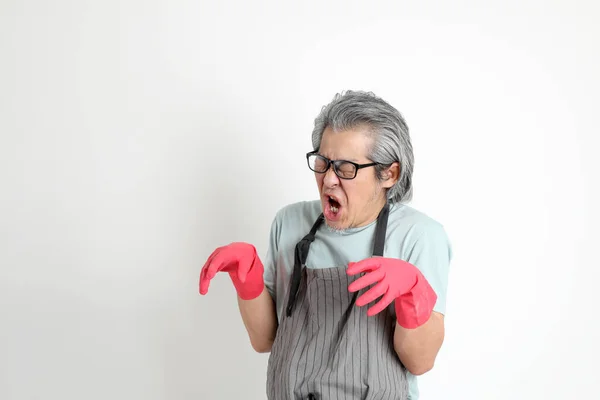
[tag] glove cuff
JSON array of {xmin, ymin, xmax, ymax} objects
[
  {"xmin": 394, "ymin": 273, "xmax": 437, "ymax": 329},
  {"xmin": 230, "ymin": 251, "xmax": 265, "ymax": 300}
]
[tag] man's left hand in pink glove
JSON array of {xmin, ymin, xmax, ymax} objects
[{"xmin": 347, "ymin": 257, "xmax": 437, "ymax": 329}]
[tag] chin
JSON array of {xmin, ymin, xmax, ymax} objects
[
  {"xmin": 324, "ymin": 220, "xmax": 348, "ymax": 234},
  {"xmin": 323, "ymin": 211, "xmax": 349, "ymax": 231}
]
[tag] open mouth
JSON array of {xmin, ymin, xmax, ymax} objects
[{"xmin": 326, "ymin": 195, "xmax": 341, "ymax": 215}]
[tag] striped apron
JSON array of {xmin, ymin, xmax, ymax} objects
[{"xmin": 266, "ymin": 203, "xmax": 409, "ymax": 400}]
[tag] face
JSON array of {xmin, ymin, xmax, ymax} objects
[{"xmin": 315, "ymin": 125, "xmax": 399, "ymax": 231}]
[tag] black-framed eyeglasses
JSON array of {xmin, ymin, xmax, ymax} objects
[{"xmin": 306, "ymin": 150, "xmax": 381, "ymax": 180}]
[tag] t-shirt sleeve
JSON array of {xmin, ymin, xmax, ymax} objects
[
  {"xmin": 262, "ymin": 212, "xmax": 281, "ymax": 301},
  {"xmin": 404, "ymin": 222, "xmax": 453, "ymax": 315}
]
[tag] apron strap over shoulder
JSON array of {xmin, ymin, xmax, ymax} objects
[
  {"xmin": 286, "ymin": 214, "xmax": 324, "ymax": 317},
  {"xmin": 372, "ymin": 202, "xmax": 390, "ymax": 257}
]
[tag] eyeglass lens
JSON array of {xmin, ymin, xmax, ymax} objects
[{"xmin": 308, "ymin": 154, "xmax": 356, "ymax": 179}]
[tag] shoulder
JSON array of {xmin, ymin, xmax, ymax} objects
[
  {"xmin": 276, "ymin": 200, "xmax": 321, "ymax": 219},
  {"xmin": 387, "ymin": 203, "xmax": 452, "ymax": 253},
  {"xmin": 273, "ymin": 199, "xmax": 322, "ymax": 224},
  {"xmin": 389, "ymin": 203, "xmax": 446, "ymax": 232},
  {"xmin": 268, "ymin": 199, "xmax": 322, "ymax": 242}
]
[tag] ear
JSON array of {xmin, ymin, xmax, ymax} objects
[{"xmin": 381, "ymin": 162, "xmax": 400, "ymax": 189}]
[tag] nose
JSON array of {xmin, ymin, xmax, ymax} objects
[{"xmin": 322, "ymin": 164, "xmax": 339, "ymax": 187}]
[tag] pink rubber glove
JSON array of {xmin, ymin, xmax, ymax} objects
[
  {"xmin": 347, "ymin": 257, "xmax": 437, "ymax": 329},
  {"xmin": 199, "ymin": 242, "xmax": 265, "ymax": 300}
]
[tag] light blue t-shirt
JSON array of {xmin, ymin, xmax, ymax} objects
[{"xmin": 263, "ymin": 199, "xmax": 453, "ymax": 400}]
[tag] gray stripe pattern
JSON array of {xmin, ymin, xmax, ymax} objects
[{"xmin": 266, "ymin": 266, "xmax": 408, "ymax": 400}]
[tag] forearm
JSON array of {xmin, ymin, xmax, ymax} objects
[
  {"xmin": 393, "ymin": 311, "xmax": 444, "ymax": 375},
  {"xmin": 237, "ymin": 287, "xmax": 278, "ymax": 353}
]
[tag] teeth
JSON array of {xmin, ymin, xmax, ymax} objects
[{"xmin": 327, "ymin": 195, "xmax": 339, "ymax": 214}]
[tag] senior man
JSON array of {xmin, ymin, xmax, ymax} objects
[{"xmin": 199, "ymin": 90, "xmax": 452, "ymax": 400}]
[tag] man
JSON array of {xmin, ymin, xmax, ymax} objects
[{"xmin": 199, "ymin": 90, "xmax": 452, "ymax": 400}]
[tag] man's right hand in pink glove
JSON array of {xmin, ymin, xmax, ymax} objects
[{"xmin": 199, "ymin": 242, "xmax": 265, "ymax": 301}]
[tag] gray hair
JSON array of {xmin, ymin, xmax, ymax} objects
[{"xmin": 311, "ymin": 90, "xmax": 414, "ymax": 204}]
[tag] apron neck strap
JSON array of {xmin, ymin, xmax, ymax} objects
[{"xmin": 285, "ymin": 203, "xmax": 391, "ymax": 317}]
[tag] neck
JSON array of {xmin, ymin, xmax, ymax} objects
[{"xmin": 351, "ymin": 197, "xmax": 388, "ymax": 229}]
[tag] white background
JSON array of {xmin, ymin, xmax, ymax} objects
[{"xmin": 1, "ymin": 1, "xmax": 599, "ymax": 399}]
